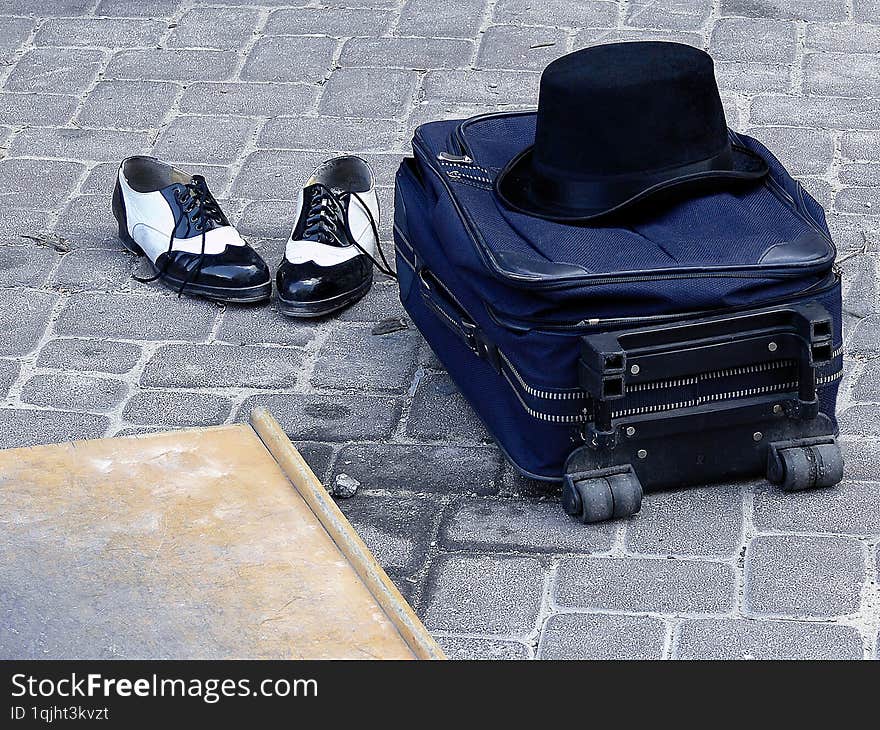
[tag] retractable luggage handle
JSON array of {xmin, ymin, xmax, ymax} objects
[{"xmin": 578, "ymin": 302, "xmax": 835, "ymax": 445}]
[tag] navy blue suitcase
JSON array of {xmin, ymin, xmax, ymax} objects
[{"xmin": 393, "ymin": 111, "xmax": 844, "ymax": 523}]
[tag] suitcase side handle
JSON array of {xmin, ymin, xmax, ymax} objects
[{"xmin": 418, "ymin": 268, "xmax": 500, "ymax": 371}]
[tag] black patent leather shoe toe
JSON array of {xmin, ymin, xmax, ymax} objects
[
  {"xmin": 154, "ymin": 245, "xmax": 272, "ymax": 303},
  {"xmin": 276, "ymin": 257, "xmax": 373, "ymax": 317}
]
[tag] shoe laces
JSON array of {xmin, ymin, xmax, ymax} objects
[
  {"xmin": 302, "ymin": 183, "xmax": 396, "ymax": 278},
  {"xmin": 133, "ymin": 175, "xmax": 227, "ymax": 297}
]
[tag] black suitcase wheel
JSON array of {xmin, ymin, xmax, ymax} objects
[
  {"xmin": 770, "ymin": 442, "xmax": 844, "ymax": 492},
  {"xmin": 562, "ymin": 471, "xmax": 643, "ymax": 524}
]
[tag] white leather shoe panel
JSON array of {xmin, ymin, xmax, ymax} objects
[
  {"xmin": 119, "ymin": 169, "xmax": 246, "ymax": 260},
  {"xmin": 284, "ymin": 238, "xmax": 363, "ymax": 267},
  {"xmin": 132, "ymin": 223, "xmax": 246, "ymax": 260}
]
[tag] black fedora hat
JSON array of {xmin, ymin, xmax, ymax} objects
[{"xmin": 495, "ymin": 42, "xmax": 769, "ymax": 222}]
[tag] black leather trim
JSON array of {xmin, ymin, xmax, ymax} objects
[{"xmin": 758, "ymin": 232, "xmax": 833, "ymax": 266}]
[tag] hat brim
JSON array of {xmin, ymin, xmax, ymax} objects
[{"xmin": 494, "ymin": 143, "xmax": 769, "ymax": 223}]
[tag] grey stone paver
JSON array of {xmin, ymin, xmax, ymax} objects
[
  {"xmin": 0, "ymin": 245, "xmax": 58, "ymax": 287},
  {"xmin": 805, "ymin": 53, "xmax": 880, "ymax": 97},
  {"xmin": 437, "ymin": 635, "xmax": 530, "ymax": 660},
  {"xmin": 494, "ymin": 0, "xmax": 617, "ymax": 27},
  {"xmin": 50, "ymin": 248, "xmax": 136, "ymax": 292},
  {"xmin": 0, "ymin": 289, "xmax": 57, "ymax": 356},
  {"xmin": 397, "ymin": 0, "xmax": 487, "ymax": 38},
  {"xmin": 422, "ymin": 555, "xmax": 545, "ymax": 636},
  {"xmin": 0, "ymin": 159, "xmax": 86, "ymax": 210},
  {"xmin": 753, "ymin": 480, "xmax": 880, "ymax": 536},
  {"xmin": 311, "ymin": 324, "xmax": 421, "ymax": 393},
  {"xmin": 710, "ymin": 18, "xmax": 797, "ymax": 63},
  {"xmin": 674, "ymin": 619, "xmax": 865, "ymax": 660},
  {"xmin": 745, "ymin": 535, "xmax": 866, "ymax": 618},
  {"xmin": 0, "ymin": 360, "xmax": 21, "ymax": 399},
  {"xmin": 54, "ymin": 292, "xmax": 217, "ymax": 341},
  {"xmin": 555, "ymin": 557, "xmax": 735, "ymax": 614},
  {"xmin": 0, "ymin": 0, "xmax": 877, "ymax": 662},
  {"xmin": 626, "ymin": 0, "xmax": 711, "ymax": 29},
  {"xmin": 77, "ymin": 80, "xmax": 180, "ymax": 130},
  {"xmin": 123, "ymin": 390, "xmax": 232, "ymax": 427},
  {"xmin": 406, "ymin": 371, "xmax": 491, "ymax": 442},
  {"xmin": 747, "ymin": 126, "xmax": 835, "ymax": 176},
  {"xmin": 337, "ymin": 494, "xmax": 441, "ymax": 578},
  {"xmin": 106, "ymin": 49, "xmax": 237, "ymax": 82},
  {"xmin": 168, "ymin": 7, "xmax": 260, "ymax": 50},
  {"xmin": 259, "ymin": 116, "xmax": 405, "ymax": 153},
  {"xmin": 0, "ymin": 409, "xmax": 108, "ymax": 449},
  {"xmin": 806, "ymin": 22, "xmax": 880, "ymax": 54},
  {"xmin": 319, "ymin": 67, "xmax": 419, "ymax": 118},
  {"xmin": 35, "ymin": 17, "xmax": 166, "ymax": 48},
  {"xmin": 538, "ymin": 613, "xmax": 667, "ymax": 660},
  {"xmin": 721, "ymin": 0, "xmax": 846, "ymax": 22},
  {"xmin": 8, "ymin": 127, "xmax": 151, "ymax": 163},
  {"xmin": 340, "ymin": 37, "xmax": 474, "ymax": 70},
  {"xmin": 95, "ymin": 0, "xmax": 180, "ymax": 15},
  {"xmin": 242, "ymin": 36, "xmax": 338, "ymax": 84},
  {"xmin": 441, "ymin": 498, "xmax": 615, "ymax": 553},
  {"xmin": 476, "ymin": 25, "xmax": 569, "ymax": 71},
  {"xmin": 142, "ymin": 343, "xmax": 304, "ymax": 389},
  {"xmin": 4, "ymin": 47, "xmax": 104, "ymax": 93},
  {"xmin": 238, "ymin": 392, "xmax": 401, "ymax": 441},
  {"xmin": 266, "ymin": 6, "xmax": 394, "ymax": 37},
  {"xmin": 36, "ymin": 338, "xmax": 142, "ymax": 374},
  {"xmin": 624, "ymin": 484, "xmax": 744, "ymax": 558},
  {"xmin": 20, "ymin": 373, "xmax": 127, "ymax": 413},
  {"xmin": 0, "ymin": 93, "xmax": 78, "ymax": 127},
  {"xmin": 154, "ymin": 116, "xmax": 259, "ymax": 166},
  {"xmin": 331, "ymin": 443, "xmax": 502, "ymax": 496},
  {"xmin": 178, "ymin": 82, "xmax": 318, "ymax": 118}
]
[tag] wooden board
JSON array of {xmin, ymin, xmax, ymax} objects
[{"xmin": 0, "ymin": 411, "xmax": 444, "ymax": 660}]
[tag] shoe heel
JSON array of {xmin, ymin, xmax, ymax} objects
[{"xmin": 112, "ymin": 179, "xmax": 144, "ymax": 256}]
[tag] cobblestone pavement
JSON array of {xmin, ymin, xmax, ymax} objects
[{"xmin": 1, "ymin": 0, "xmax": 878, "ymax": 660}]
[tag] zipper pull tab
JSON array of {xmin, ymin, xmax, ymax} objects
[{"xmin": 437, "ymin": 151, "xmax": 473, "ymax": 164}]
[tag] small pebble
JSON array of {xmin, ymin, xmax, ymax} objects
[{"xmin": 331, "ymin": 473, "xmax": 360, "ymax": 499}]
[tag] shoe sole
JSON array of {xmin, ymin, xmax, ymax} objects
[
  {"xmin": 276, "ymin": 276, "xmax": 373, "ymax": 319},
  {"xmin": 112, "ymin": 181, "xmax": 272, "ymax": 305}
]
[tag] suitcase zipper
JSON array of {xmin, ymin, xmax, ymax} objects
[
  {"xmin": 487, "ymin": 272, "xmax": 840, "ymax": 332},
  {"xmin": 503, "ymin": 366, "xmax": 843, "ymax": 424},
  {"xmin": 501, "ymin": 347, "xmax": 842, "ymax": 422},
  {"xmin": 611, "ymin": 367, "xmax": 844, "ymax": 419}
]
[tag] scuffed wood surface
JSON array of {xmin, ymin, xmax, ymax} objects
[{"xmin": 0, "ymin": 424, "xmax": 417, "ymax": 659}]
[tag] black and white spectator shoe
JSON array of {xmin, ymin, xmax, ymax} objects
[
  {"xmin": 276, "ymin": 155, "xmax": 395, "ymax": 318},
  {"xmin": 112, "ymin": 156, "xmax": 271, "ymax": 303}
]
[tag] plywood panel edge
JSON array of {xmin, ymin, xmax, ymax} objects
[{"xmin": 249, "ymin": 407, "xmax": 446, "ymax": 661}]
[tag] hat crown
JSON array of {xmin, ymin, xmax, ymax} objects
[{"xmin": 532, "ymin": 42, "xmax": 729, "ymax": 180}]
